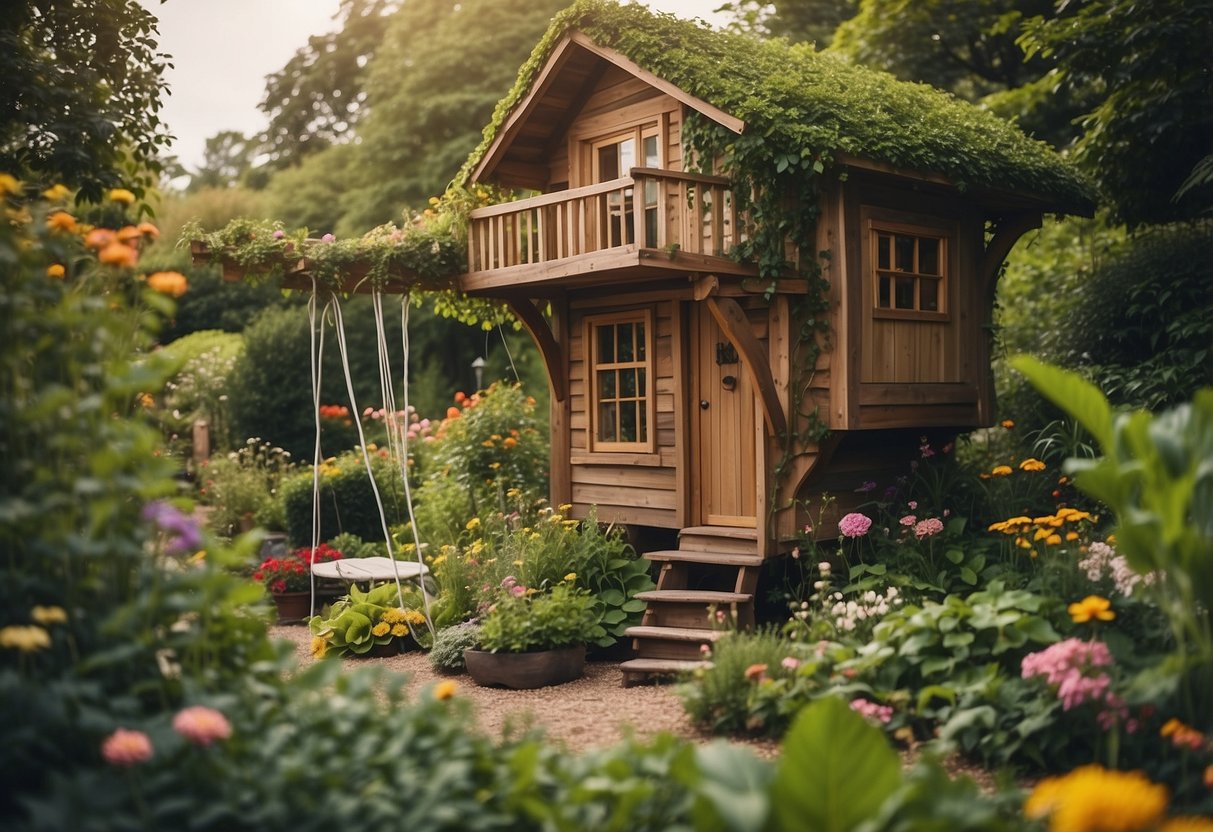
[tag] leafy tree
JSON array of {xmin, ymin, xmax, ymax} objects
[
  {"xmin": 336, "ymin": 0, "xmax": 568, "ymax": 234},
  {"xmin": 0, "ymin": 0, "xmax": 173, "ymax": 201},
  {"xmin": 189, "ymin": 130, "xmax": 257, "ymax": 192},
  {"xmin": 1019, "ymin": 0, "xmax": 1213, "ymax": 227},
  {"xmin": 718, "ymin": 0, "xmax": 859, "ymax": 48},
  {"xmin": 256, "ymin": 0, "xmax": 400, "ymax": 170}
]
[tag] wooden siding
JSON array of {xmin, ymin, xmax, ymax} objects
[{"xmin": 567, "ymin": 299, "xmax": 680, "ymax": 527}]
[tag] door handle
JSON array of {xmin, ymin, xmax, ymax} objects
[{"xmin": 700, "ymin": 400, "xmax": 710, "ymax": 410}]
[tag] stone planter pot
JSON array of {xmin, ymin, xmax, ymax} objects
[{"xmin": 463, "ymin": 645, "xmax": 586, "ymax": 689}]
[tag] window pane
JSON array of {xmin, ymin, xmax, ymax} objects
[
  {"xmin": 877, "ymin": 234, "xmax": 891, "ymax": 270},
  {"xmin": 878, "ymin": 274, "xmax": 891, "ymax": 308},
  {"xmin": 619, "ymin": 138, "xmax": 635, "ymax": 174},
  {"xmin": 620, "ymin": 401, "xmax": 638, "ymax": 442},
  {"xmin": 919, "ymin": 238, "xmax": 939, "ymax": 275},
  {"xmin": 597, "ymin": 325, "xmax": 615, "ymax": 363},
  {"xmin": 598, "ymin": 369, "xmax": 616, "ymax": 399},
  {"xmin": 598, "ymin": 144, "xmax": 619, "ymax": 181},
  {"xmin": 895, "ymin": 235, "xmax": 914, "ymax": 271},
  {"xmin": 895, "ymin": 277, "xmax": 915, "ymax": 309},
  {"xmin": 598, "ymin": 402, "xmax": 617, "ymax": 442},
  {"xmin": 921, "ymin": 279, "xmax": 939, "ymax": 311},
  {"xmin": 643, "ymin": 135, "xmax": 659, "ymax": 167},
  {"xmin": 617, "ymin": 323, "xmax": 634, "ymax": 362},
  {"xmin": 637, "ymin": 367, "xmax": 646, "ymax": 395},
  {"xmin": 638, "ymin": 401, "xmax": 648, "ymax": 442},
  {"xmin": 636, "ymin": 323, "xmax": 646, "ymax": 360},
  {"xmin": 621, "ymin": 367, "xmax": 636, "ymax": 397}
]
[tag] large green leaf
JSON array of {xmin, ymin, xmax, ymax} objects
[
  {"xmin": 1010, "ymin": 355, "xmax": 1114, "ymax": 448},
  {"xmin": 770, "ymin": 697, "xmax": 901, "ymax": 832}
]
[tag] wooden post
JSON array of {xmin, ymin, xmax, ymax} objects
[{"xmin": 192, "ymin": 419, "xmax": 210, "ymax": 466}]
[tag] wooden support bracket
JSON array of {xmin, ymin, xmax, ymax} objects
[
  {"xmin": 504, "ymin": 298, "xmax": 568, "ymax": 402},
  {"xmin": 705, "ymin": 296, "xmax": 788, "ymax": 438},
  {"xmin": 979, "ymin": 212, "xmax": 1042, "ymax": 306}
]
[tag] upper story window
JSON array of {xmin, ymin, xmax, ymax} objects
[
  {"xmin": 871, "ymin": 223, "xmax": 948, "ymax": 319},
  {"xmin": 586, "ymin": 310, "xmax": 654, "ymax": 452},
  {"xmin": 589, "ymin": 127, "xmax": 661, "ymax": 247}
]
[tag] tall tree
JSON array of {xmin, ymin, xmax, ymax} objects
[
  {"xmin": 0, "ymin": 0, "xmax": 173, "ymax": 201},
  {"xmin": 718, "ymin": 0, "xmax": 859, "ymax": 48},
  {"xmin": 257, "ymin": 0, "xmax": 400, "ymax": 170},
  {"xmin": 188, "ymin": 130, "xmax": 256, "ymax": 192},
  {"xmin": 335, "ymin": 0, "xmax": 569, "ymax": 233},
  {"xmin": 1020, "ymin": 0, "xmax": 1213, "ymax": 227}
]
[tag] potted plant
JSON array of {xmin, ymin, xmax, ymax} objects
[
  {"xmin": 308, "ymin": 581, "xmax": 429, "ymax": 658},
  {"xmin": 252, "ymin": 544, "xmax": 344, "ymax": 623},
  {"xmin": 464, "ymin": 577, "xmax": 598, "ymax": 689}
]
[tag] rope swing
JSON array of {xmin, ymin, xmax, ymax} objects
[{"xmin": 306, "ymin": 280, "xmax": 434, "ymax": 637}]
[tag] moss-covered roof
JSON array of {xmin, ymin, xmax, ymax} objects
[{"xmin": 459, "ymin": 0, "xmax": 1095, "ymax": 213}]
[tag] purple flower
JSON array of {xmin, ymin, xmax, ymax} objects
[
  {"xmin": 272, "ymin": 229, "xmax": 285, "ymax": 240},
  {"xmin": 855, "ymin": 481, "xmax": 877, "ymax": 494},
  {"xmin": 838, "ymin": 512, "xmax": 872, "ymax": 539},
  {"xmin": 141, "ymin": 501, "xmax": 202, "ymax": 555}
]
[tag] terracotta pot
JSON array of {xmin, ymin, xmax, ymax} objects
[
  {"xmin": 463, "ymin": 645, "xmax": 586, "ymax": 689},
  {"xmin": 270, "ymin": 591, "xmax": 314, "ymax": 624}
]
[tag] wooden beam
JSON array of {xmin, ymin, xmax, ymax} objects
[
  {"xmin": 704, "ymin": 296, "xmax": 788, "ymax": 438},
  {"xmin": 979, "ymin": 212, "xmax": 1042, "ymax": 306},
  {"xmin": 504, "ymin": 298, "xmax": 568, "ymax": 402}
]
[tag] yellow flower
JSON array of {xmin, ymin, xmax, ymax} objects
[
  {"xmin": 434, "ymin": 680, "xmax": 457, "ymax": 700},
  {"xmin": 465, "ymin": 517, "xmax": 480, "ymax": 531},
  {"xmin": 371, "ymin": 622, "xmax": 391, "ymax": 637},
  {"xmin": 42, "ymin": 183, "xmax": 70, "ymax": 201},
  {"xmin": 108, "ymin": 188, "xmax": 136, "ymax": 205},
  {"xmin": 390, "ymin": 623, "xmax": 408, "ymax": 637},
  {"xmin": 46, "ymin": 211, "xmax": 78, "ymax": 233},
  {"xmin": 31, "ymin": 605, "xmax": 67, "ymax": 625},
  {"xmin": 1019, "ymin": 458, "xmax": 1046, "ymax": 472},
  {"xmin": 310, "ymin": 636, "xmax": 328, "ymax": 659},
  {"xmin": 564, "ymin": 572, "xmax": 576, "ymax": 582},
  {"xmin": 1024, "ymin": 765, "xmax": 1167, "ymax": 832},
  {"xmin": 512, "ymin": 560, "xmax": 523, "ymax": 566},
  {"xmin": 146, "ymin": 271, "xmax": 188, "ymax": 297},
  {"xmin": 991, "ymin": 465, "xmax": 1013, "ymax": 477},
  {"xmin": 405, "ymin": 610, "xmax": 427, "ymax": 626},
  {"xmin": 1068, "ymin": 595, "xmax": 1115, "ymax": 624},
  {"xmin": 0, "ymin": 173, "xmax": 21, "ymax": 197},
  {"xmin": 489, "ymin": 462, "xmax": 501, "ymax": 470},
  {"xmin": 381, "ymin": 608, "xmax": 405, "ymax": 624},
  {"xmin": 1046, "ymin": 534, "xmax": 1062, "ymax": 546},
  {"xmin": 0, "ymin": 625, "xmax": 51, "ymax": 652},
  {"xmin": 46, "ymin": 264, "xmax": 65, "ymax": 279}
]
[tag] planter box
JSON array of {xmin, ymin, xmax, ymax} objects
[{"xmin": 463, "ymin": 645, "xmax": 586, "ymax": 689}]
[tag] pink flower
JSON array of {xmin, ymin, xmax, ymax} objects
[
  {"xmin": 510, "ymin": 584, "xmax": 526, "ymax": 597},
  {"xmin": 850, "ymin": 698, "xmax": 894, "ymax": 724},
  {"xmin": 899, "ymin": 514, "xmax": 917, "ymax": 527},
  {"xmin": 101, "ymin": 728, "xmax": 153, "ymax": 767},
  {"xmin": 320, "ymin": 233, "xmax": 335, "ymax": 242},
  {"xmin": 838, "ymin": 513, "xmax": 872, "ymax": 538},
  {"xmin": 914, "ymin": 518, "xmax": 944, "ymax": 539},
  {"xmin": 173, "ymin": 706, "xmax": 232, "ymax": 747},
  {"xmin": 1022, "ymin": 639, "xmax": 1115, "ymax": 711},
  {"xmin": 781, "ymin": 656, "xmax": 801, "ymax": 671},
  {"xmin": 272, "ymin": 229, "xmax": 285, "ymax": 239}
]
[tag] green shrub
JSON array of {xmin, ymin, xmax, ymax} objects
[
  {"xmin": 430, "ymin": 620, "xmax": 483, "ymax": 672},
  {"xmin": 280, "ymin": 447, "xmax": 408, "ymax": 545},
  {"xmin": 478, "ymin": 579, "xmax": 600, "ymax": 652},
  {"xmin": 158, "ymin": 329, "xmax": 244, "ymax": 453},
  {"xmin": 199, "ymin": 438, "xmax": 294, "ymax": 536}
]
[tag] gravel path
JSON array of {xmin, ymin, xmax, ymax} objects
[{"xmin": 272, "ymin": 625, "xmax": 780, "ymax": 758}]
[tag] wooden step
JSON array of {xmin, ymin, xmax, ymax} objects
[
  {"xmin": 620, "ymin": 657, "xmax": 711, "ymax": 686},
  {"xmin": 635, "ymin": 590, "xmax": 752, "ymax": 604},
  {"xmin": 644, "ymin": 549, "xmax": 763, "ymax": 567},
  {"xmin": 678, "ymin": 526, "xmax": 759, "ymax": 555},
  {"xmin": 625, "ymin": 625, "xmax": 729, "ymax": 642}
]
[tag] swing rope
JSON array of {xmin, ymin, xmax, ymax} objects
[{"xmin": 307, "ymin": 285, "xmax": 330, "ymax": 617}]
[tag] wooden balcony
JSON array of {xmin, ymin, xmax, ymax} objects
[{"xmin": 462, "ymin": 168, "xmax": 755, "ymax": 294}]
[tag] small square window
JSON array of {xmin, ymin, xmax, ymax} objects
[{"xmin": 871, "ymin": 223, "xmax": 948, "ymax": 317}]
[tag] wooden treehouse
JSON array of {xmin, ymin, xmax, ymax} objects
[{"xmin": 453, "ymin": 2, "xmax": 1094, "ymax": 683}]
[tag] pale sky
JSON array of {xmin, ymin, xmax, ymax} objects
[{"xmin": 146, "ymin": 0, "xmax": 732, "ymax": 173}]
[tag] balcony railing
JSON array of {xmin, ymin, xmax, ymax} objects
[{"xmin": 467, "ymin": 168, "xmax": 744, "ymax": 274}]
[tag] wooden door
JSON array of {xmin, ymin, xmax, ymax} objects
[{"xmin": 693, "ymin": 305, "xmax": 758, "ymax": 527}]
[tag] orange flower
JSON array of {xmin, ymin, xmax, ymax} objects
[
  {"xmin": 46, "ymin": 211, "xmax": 78, "ymax": 233},
  {"xmin": 46, "ymin": 264, "xmax": 65, "ymax": 279},
  {"xmin": 744, "ymin": 663, "xmax": 767, "ymax": 682},
  {"xmin": 446, "ymin": 406, "xmax": 461, "ymax": 419},
  {"xmin": 146, "ymin": 271, "xmax": 188, "ymax": 297},
  {"xmin": 84, "ymin": 228, "xmax": 115, "ymax": 250},
  {"xmin": 116, "ymin": 225, "xmax": 142, "ymax": 243},
  {"xmin": 98, "ymin": 242, "xmax": 137, "ymax": 267},
  {"xmin": 991, "ymin": 465, "xmax": 1013, "ymax": 477},
  {"xmin": 1019, "ymin": 458, "xmax": 1046, "ymax": 472},
  {"xmin": 137, "ymin": 221, "xmax": 159, "ymax": 238},
  {"xmin": 1000, "ymin": 419, "xmax": 1015, "ymax": 429},
  {"xmin": 434, "ymin": 680, "xmax": 457, "ymax": 700},
  {"xmin": 1068, "ymin": 595, "xmax": 1115, "ymax": 624}
]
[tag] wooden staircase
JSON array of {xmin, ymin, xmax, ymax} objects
[{"xmin": 620, "ymin": 526, "xmax": 762, "ymax": 686}]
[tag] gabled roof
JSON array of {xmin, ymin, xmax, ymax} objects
[{"xmin": 458, "ymin": 0, "xmax": 1095, "ymax": 214}]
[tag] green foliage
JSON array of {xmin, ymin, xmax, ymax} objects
[
  {"xmin": 461, "ymin": 0, "xmax": 1093, "ymax": 211},
  {"xmin": 478, "ymin": 580, "xmax": 600, "ymax": 653},
  {"xmin": 1019, "ymin": 0, "xmax": 1213, "ymax": 226},
  {"xmin": 309, "ymin": 581, "xmax": 428, "ymax": 657},
  {"xmin": 157, "ymin": 329, "xmax": 243, "ymax": 452},
  {"xmin": 1013, "ymin": 357, "xmax": 1213, "ymax": 724},
  {"xmin": 430, "ymin": 620, "xmax": 482, "ymax": 672},
  {"xmin": 201, "ymin": 438, "xmax": 295, "ymax": 536},
  {"xmin": 280, "ymin": 447, "xmax": 408, "ymax": 545},
  {"xmin": 0, "ymin": 1, "xmax": 172, "ymax": 201},
  {"xmin": 1049, "ymin": 223, "xmax": 1213, "ymax": 411}
]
